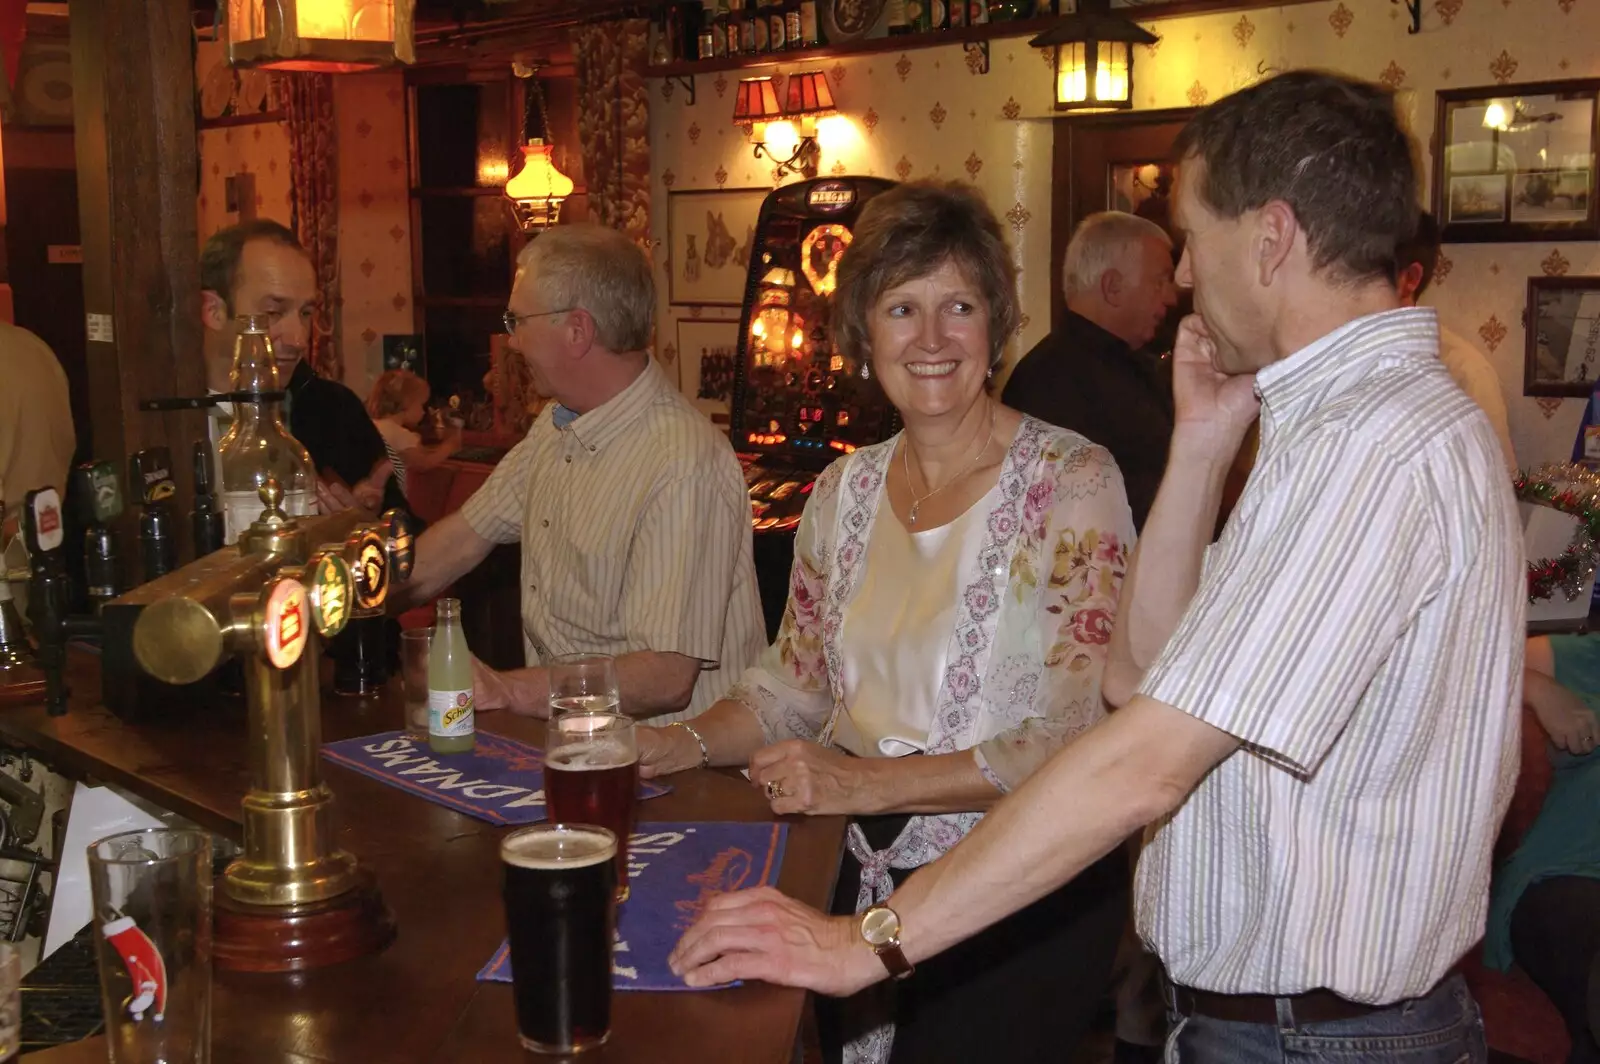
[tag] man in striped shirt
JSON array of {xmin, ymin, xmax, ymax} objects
[
  {"xmin": 669, "ymin": 72, "xmax": 1523, "ymax": 1063},
  {"xmin": 401, "ymin": 225, "xmax": 765, "ymax": 725}
]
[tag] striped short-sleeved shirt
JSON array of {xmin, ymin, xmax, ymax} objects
[
  {"xmin": 1135, "ymin": 307, "xmax": 1526, "ymax": 1004},
  {"xmin": 460, "ymin": 359, "xmax": 766, "ymax": 724}
]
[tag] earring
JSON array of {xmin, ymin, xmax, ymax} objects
[
  {"xmin": 986, "ymin": 366, "xmax": 994, "ymax": 380},
  {"xmin": 859, "ymin": 361, "xmax": 871, "ymax": 381}
]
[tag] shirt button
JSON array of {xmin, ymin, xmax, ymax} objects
[
  {"xmin": 587, "ymin": 445, "xmax": 596, "ymax": 453},
  {"xmin": 541, "ymin": 519, "xmax": 550, "ymax": 528},
  {"xmin": 564, "ymin": 455, "xmax": 572, "ymax": 463}
]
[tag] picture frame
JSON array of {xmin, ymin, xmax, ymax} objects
[
  {"xmin": 667, "ymin": 188, "xmax": 768, "ymax": 306},
  {"xmin": 676, "ymin": 318, "xmax": 742, "ymax": 421},
  {"xmin": 1433, "ymin": 79, "xmax": 1600, "ymax": 243},
  {"xmin": 1525, "ymin": 275, "xmax": 1600, "ymax": 397}
]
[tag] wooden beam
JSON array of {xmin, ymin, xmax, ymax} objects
[{"xmin": 70, "ymin": 0, "xmax": 205, "ymax": 561}]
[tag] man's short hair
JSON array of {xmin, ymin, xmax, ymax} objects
[
  {"xmin": 833, "ymin": 179, "xmax": 1019, "ymax": 368},
  {"xmin": 515, "ymin": 226, "xmax": 654, "ymax": 353},
  {"xmin": 1395, "ymin": 210, "xmax": 1440, "ymax": 299},
  {"xmin": 1173, "ymin": 70, "xmax": 1419, "ymax": 284},
  {"xmin": 1062, "ymin": 211, "xmax": 1172, "ymax": 300},
  {"xmin": 199, "ymin": 219, "xmax": 304, "ymax": 313}
]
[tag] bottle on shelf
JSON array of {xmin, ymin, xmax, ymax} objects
[
  {"xmin": 767, "ymin": 1, "xmax": 787, "ymax": 50},
  {"xmin": 696, "ymin": 0, "xmax": 717, "ymax": 61},
  {"xmin": 711, "ymin": 0, "xmax": 730, "ymax": 58},
  {"xmin": 740, "ymin": 0, "xmax": 759, "ymax": 52},
  {"xmin": 427, "ymin": 597, "xmax": 475, "ymax": 755},
  {"xmin": 798, "ymin": 0, "xmax": 824, "ymax": 44},
  {"xmin": 216, "ymin": 314, "xmax": 316, "ymax": 545},
  {"xmin": 950, "ymin": 0, "xmax": 966, "ymax": 27},
  {"xmin": 886, "ymin": 0, "xmax": 912, "ymax": 34},
  {"xmin": 752, "ymin": 1, "xmax": 771, "ymax": 51},
  {"xmin": 784, "ymin": 0, "xmax": 803, "ymax": 48},
  {"xmin": 727, "ymin": 0, "xmax": 745, "ymax": 56},
  {"xmin": 929, "ymin": 0, "xmax": 949, "ymax": 29}
]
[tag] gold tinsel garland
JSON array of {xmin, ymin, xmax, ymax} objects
[{"xmin": 1515, "ymin": 463, "xmax": 1600, "ymax": 603}]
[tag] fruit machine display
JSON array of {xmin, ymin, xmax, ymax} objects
[{"xmin": 729, "ymin": 176, "xmax": 901, "ymax": 638}]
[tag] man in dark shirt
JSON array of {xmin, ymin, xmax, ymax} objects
[
  {"xmin": 1002, "ymin": 211, "xmax": 1177, "ymax": 530},
  {"xmin": 199, "ymin": 220, "xmax": 400, "ymax": 513}
]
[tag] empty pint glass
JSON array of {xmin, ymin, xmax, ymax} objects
[
  {"xmin": 501, "ymin": 824, "xmax": 617, "ymax": 1054},
  {"xmin": 89, "ymin": 828, "xmax": 213, "ymax": 1064},
  {"xmin": 544, "ymin": 711, "xmax": 638, "ymax": 900}
]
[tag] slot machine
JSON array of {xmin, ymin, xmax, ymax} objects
[{"xmin": 730, "ymin": 176, "xmax": 901, "ymax": 638}]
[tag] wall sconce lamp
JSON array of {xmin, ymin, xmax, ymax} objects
[
  {"xmin": 225, "ymin": 0, "xmax": 416, "ymax": 72},
  {"xmin": 734, "ymin": 72, "xmax": 837, "ymax": 179},
  {"xmin": 1028, "ymin": 0, "xmax": 1157, "ymax": 113},
  {"xmin": 505, "ymin": 63, "xmax": 575, "ymax": 234}
]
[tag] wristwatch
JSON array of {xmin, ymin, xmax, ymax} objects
[{"xmin": 859, "ymin": 904, "xmax": 915, "ymax": 981}]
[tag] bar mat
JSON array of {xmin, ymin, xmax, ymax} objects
[
  {"xmin": 321, "ymin": 730, "xmax": 670, "ymax": 825},
  {"xmin": 477, "ymin": 820, "xmax": 788, "ymax": 992}
]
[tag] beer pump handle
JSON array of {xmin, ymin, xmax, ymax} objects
[
  {"xmin": 21, "ymin": 489, "xmax": 70, "ymax": 716},
  {"xmin": 190, "ymin": 441, "xmax": 225, "ymax": 558},
  {"xmin": 72, "ymin": 461, "xmax": 124, "ymax": 607},
  {"xmin": 129, "ymin": 449, "xmax": 178, "ymax": 581}
]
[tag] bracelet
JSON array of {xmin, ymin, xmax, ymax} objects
[{"xmin": 667, "ymin": 721, "xmax": 711, "ymax": 770}]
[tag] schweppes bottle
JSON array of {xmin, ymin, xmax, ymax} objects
[{"xmin": 427, "ymin": 597, "xmax": 476, "ymax": 754}]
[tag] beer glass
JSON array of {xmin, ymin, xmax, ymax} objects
[
  {"xmin": 88, "ymin": 828, "xmax": 213, "ymax": 1064},
  {"xmin": 501, "ymin": 824, "xmax": 617, "ymax": 1054},
  {"xmin": 546, "ymin": 653, "xmax": 620, "ymax": 718},
  {"xmin": 544, "ymin": 710, "xmax": 638, "ymax": 901},
  {"xmin": 399, "ymin": 627, "xmax": 432, "ymax": 732}
]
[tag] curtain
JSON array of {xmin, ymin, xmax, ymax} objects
[
  {"xmin": 279, "ymin": 71, "xmax": 341, "ymax": 381},
  {"xmin": 572, "ymin": 19, "xmax": 651, "ymax": 251}
]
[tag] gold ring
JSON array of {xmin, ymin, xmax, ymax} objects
[{"xmin": 765, "ymin": 779, "xmax": 786, "ymax": 800}]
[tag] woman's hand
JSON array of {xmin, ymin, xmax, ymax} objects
[
  {"xmin": 748, "ymin": 740, "xmax": 885, "ymax": 816},
  {"xmin": 1531, "ymin": 684, "xmax": 1600, "ymax": 755},
  {"xmin": 637, "ymin": 725, "xmax": 704, "ymax": 779}
]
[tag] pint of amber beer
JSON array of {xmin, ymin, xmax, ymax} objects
[{"xmin": 544, "ymin": 712, "xmax": 639, "ymax": 900}]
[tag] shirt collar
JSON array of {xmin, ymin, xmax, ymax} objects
[
  {"xmin": 1254, "ymin": 307, "xmax": 1439, "ymax": 419},
  {"xmin": 559, "ymin": 359, "xmax": 668, "ymax": 453}
]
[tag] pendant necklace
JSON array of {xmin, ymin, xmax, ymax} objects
[{"xmin": 903, "ymin": 402, "xmax": 996, "ymax": 528}]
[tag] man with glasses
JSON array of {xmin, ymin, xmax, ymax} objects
[{"xmin": 401, "ymin": 224, "xmax": 765, "ymax": 725}]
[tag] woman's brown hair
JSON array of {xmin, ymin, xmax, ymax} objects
[{"xmin": 366, "ymin": 369, "xmax": 430, "ymax": 420}]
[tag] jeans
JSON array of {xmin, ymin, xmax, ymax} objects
[{"xmin": 1164, "ymin": 973, "xmax": 1487, "ymax": 1063}]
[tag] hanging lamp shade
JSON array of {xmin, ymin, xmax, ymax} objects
[
  {"xmin": 226, "ymin": 0, "xmax": 417, "ymax": 73},
  {"xmin": 1028, "ymin": 0, "xmax": 1157, "ymax": 113},
  {"xmin": 505, "ymin": 140, "xmax": 576, "ymax": 233},
  {"xmin": 783, "ymin": 71, "xmax": 836, "ymax": 118}
]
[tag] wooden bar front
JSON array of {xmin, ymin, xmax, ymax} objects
[{"xmin": 3, "ymin": 650, "xmax": 845, "ymax": 1062}]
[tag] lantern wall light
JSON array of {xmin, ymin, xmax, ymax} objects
[
  {"xmin": 1028, "ymin": 0, "xmax": 1157, "ymax": 114},
  {"xmin": 225, "ymin": 0, "xmax": 416, "ymax": 73},
  {"xmin": 733, "ymin": 71, "xmax": 842, "ymax": 180}
]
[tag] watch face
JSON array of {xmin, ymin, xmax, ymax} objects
[{"xmin": 860, "ymin": 906, "xmax": 900, "ymax": 946}]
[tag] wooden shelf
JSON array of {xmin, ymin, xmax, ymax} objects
[
  {"xmin": 646, "ymin": 16, "xmax": 1057, "ymax": 77},
  {"xmin": 197, "ymin": 109, "xmax": 286, "ymax": 130}
]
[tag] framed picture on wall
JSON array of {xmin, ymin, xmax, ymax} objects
[
  {"xmin": 1433, "ymin": 79, "xmax": 1600, "ymax": 243},
  {"xmin": 1526, "ymin": 275, "xmax": 1600, "ymax": 397},
  {"xmin": 667, "ymin": 188, "xmax": 768, "ymax": 306},
  {"xmin": 677, "ymin": 318, "xmax": 742, "ymax": 406}
]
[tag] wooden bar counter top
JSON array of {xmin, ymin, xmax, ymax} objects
[{"xmin": 4, "ymin": 649, "xmax": 845, "ymax": 1063}]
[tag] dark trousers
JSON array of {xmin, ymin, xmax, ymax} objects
[
  {"xmin": 1511, "ymin": 875, "xmax": 1600, "ymax": 1064},
  {"xmin": 819, "ymin": 813, "xmax": 1128, "ymax": 1064}
]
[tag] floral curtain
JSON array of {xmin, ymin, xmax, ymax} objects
[
  {"xmin": 278, "ymin": 71, "xmax": 341, "ymax": 381},
  {"xmin": 572, "ymin": 19, "xmax": 651, "ymax": 251}
]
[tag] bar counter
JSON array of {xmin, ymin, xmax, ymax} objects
[{"xmin": 3, "ymin": 649, "xmax": 846, "ymax": 1062}]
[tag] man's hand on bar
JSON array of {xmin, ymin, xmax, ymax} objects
[
  {"xmin": 667, "ymin": 887, "xmax": 882, "ymax": 995},
  {"xmin": 471, "ymin": 657, "xmax": 548, "ymax": 717}
]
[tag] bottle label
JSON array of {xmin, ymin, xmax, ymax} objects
[
  {"xmin": 800, "ymin": 1, "xmax": 818, "ymax": 40},
  {"xmin": 887, "ymin": 0, "xmax": 908, "ymax": 25},
  {"xmin": 222, "ymin": 489, "xmax": 314, "ymax": 545},
  {"xmin": 932, "ymin": 0, "xmax": 947, "ymax": 25},
  {"xmin": 753, "ymin": 15, "xmax": 769, "ymax": 49},
  {"xmin": 769, "ymin": 13, "xmax": 785, "ymax": 48},
  {"xmin": 429, "ymin": 688, "xmax": 475, "ymax": 738}
]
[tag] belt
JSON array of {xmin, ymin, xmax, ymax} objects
[{"xmin": 1171, "ymin": 985, "xmax": 1382, "ymax": 1026}]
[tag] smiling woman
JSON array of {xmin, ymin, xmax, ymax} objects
[{"xmin": 635, "ymin": 180, "xmax": 1137, "ymax": 1064}]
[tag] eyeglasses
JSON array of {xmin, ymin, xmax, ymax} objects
[{"xmin": 503, "ymin": 307, "xmax": 575, "ymax": 334}]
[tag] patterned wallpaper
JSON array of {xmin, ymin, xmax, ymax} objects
[
  {"xmin": 194, "ymin": 43, "xmax": 412, "ymax": 397},
  {"xmin": 648, "ymin": 0, "xmax": 1600, "ymax": 466}
]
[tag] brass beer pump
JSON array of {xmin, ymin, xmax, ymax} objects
[{"xmin": 126, "ymin": 477, "xmax": 415, "ymax": 971}]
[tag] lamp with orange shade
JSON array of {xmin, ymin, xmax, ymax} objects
[
  {"xmin": 733, "ymin": 72, "xmax": 837, "ymax": 179},
  {"xmin": 226, "ymin": 0, "xmax": 415, "ymax": 73},
  {"xmin": 505, "ymin": 61, "xmax": 576, "ymax": 234}
]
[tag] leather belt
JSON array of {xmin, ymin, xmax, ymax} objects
[{"xmin": 1171, "ymin": 985, "xmax": 1381, "ymax": 1026}]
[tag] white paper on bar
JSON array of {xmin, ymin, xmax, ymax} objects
[{"xmin": 41, "ymin": 783, "xmax": 166, "ymax": 962}]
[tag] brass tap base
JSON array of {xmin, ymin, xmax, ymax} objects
[{"xmin": 214, "ymin": 867, "xmax": 396, "ymax": 973}]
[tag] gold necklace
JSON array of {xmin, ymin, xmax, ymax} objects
[{"xmin": 902, "ymin": 402, "xmax": 996, "ymax": 528}]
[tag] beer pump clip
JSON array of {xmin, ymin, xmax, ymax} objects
[
  {"xmin": 0, "ymin": 495, "xmax": 32, "ymax": 671},
  {"xmin": 71, "ymin": 461, "xmax": 125, "ymax": 610},
  {"xmin": 128, "ymin": 449, "xmax": 177, "ymax": 584},
  {"xmin": 20, "ymin": 489, "xmax": 72, "ymax": 715}
]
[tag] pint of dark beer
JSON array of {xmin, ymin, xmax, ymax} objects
[
  {"xmin": 501, "ymin": 824, "xmax": 617, "ymax": 1054},
  {"xmin": 544, "ymin": 712, "xmax": 639, "ymax": 900}
]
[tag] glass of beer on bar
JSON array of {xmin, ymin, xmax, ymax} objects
[
  {"xmin": 501, "ymin": 824, "xmax": 617, "ymax": 1054},
  {"xmin": 544, "ymin": 709, "xmax": 638, "ymax": 901}
]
